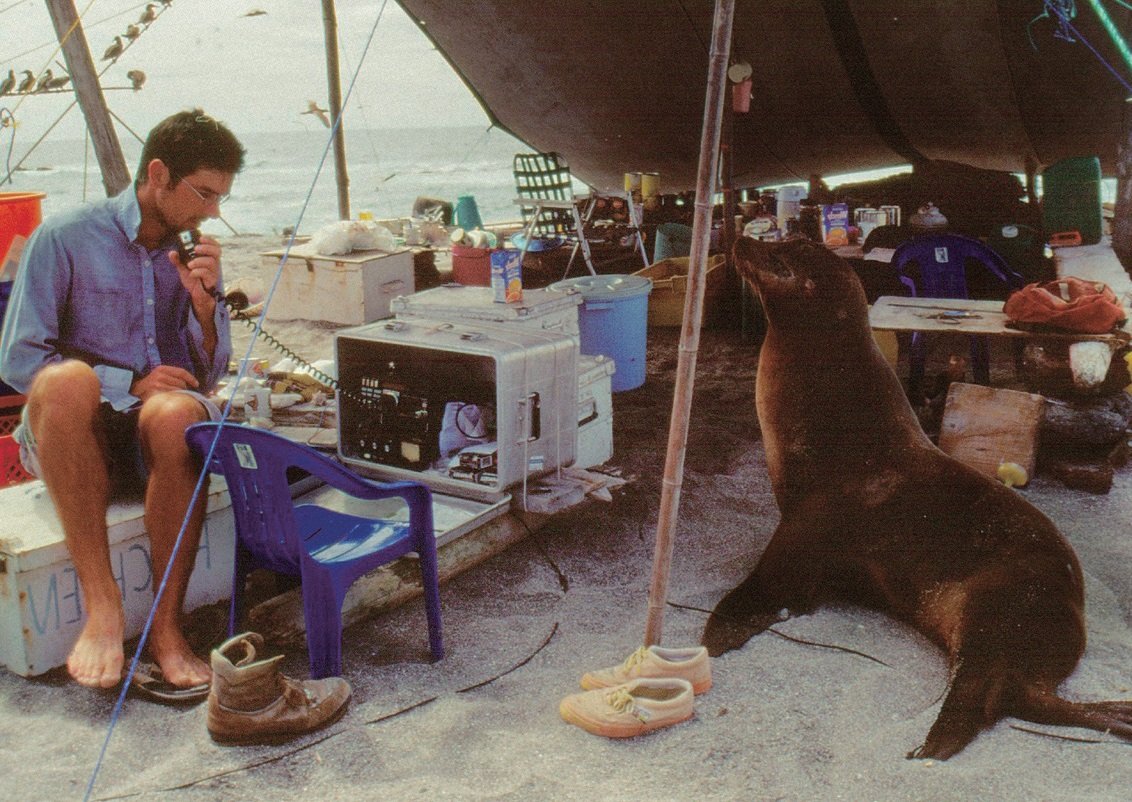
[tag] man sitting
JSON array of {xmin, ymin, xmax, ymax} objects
[{"xmin": 0, "ymin": 109, "xmax": 245, "ymax": 692}]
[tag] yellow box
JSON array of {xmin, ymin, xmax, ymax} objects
[{"xmin": 634, "ymin": 254, "xmax": 726, "ymax": 327}]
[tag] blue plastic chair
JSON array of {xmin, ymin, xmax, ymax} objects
[
  {"xmin": 185, "ymin": 422, "xmax": 443, "ymax": 678},
  {"xmin": 891, "ymin": 233, "xmax": 1025, "ymax": 396}
]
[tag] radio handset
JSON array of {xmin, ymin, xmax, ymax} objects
[{"xmin": 176, "ymin": 229, "xmax": 201, "ymax": 264}]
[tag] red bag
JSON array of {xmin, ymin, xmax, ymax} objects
[{"xmin": 1003, "ymin": 277, "xmax": 1128, "ymax": 334}]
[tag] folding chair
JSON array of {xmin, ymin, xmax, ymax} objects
[
  {"xmin": 513, "ymin": 152, "xmax": 649, "ymax": 278},
  {"xmin": 186, "ymin": 422, "xmax": 443, "ymax": 679}
]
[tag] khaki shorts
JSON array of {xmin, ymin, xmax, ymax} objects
[{"xmin": 15, "ymin": 390, "xmax": 222, "ymax": 490}]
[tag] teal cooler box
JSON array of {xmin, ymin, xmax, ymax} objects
[
  {"xmin": 550, "ymin": 274, "xmax": 652, "ymax": 391},
  {"xmin": 1042, "ymin": 156, "xmax": 1103, "ymax": 245}
]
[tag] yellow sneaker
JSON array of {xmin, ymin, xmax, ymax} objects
[
  {"xmin": 580, "ymin": 645, "xmax": 712, "ymax": 695},
  {"xmin": 559, "ymin": 678, "xmax": 694, "ymax": 738}
]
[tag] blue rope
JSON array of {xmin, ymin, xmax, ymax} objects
[
  {"xmin": 1046, "ymin": 0, "xmax": 1132, "ymax": 94},
  {"xmin": 83, "ymin": 2, "xmax": 391, "ymax": 798}
]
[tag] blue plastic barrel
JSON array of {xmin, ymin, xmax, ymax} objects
[
  {"xmin": 549, "ymin": 274, "xmax": 652, "ymax": 391},
  {"xmin": 454, "ymin": 195, "xmax": 483, "ymax": 230}
]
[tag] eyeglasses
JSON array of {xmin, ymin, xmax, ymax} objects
[{"xmin": 178, "ymin": 176, "xmax": 230, "ymax": 206}]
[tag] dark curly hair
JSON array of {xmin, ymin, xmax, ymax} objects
[{"xmin": 135, "ymin": 108, "xmax": 245, "ymax": 187}]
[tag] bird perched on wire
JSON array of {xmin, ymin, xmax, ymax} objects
[
  {"xmin": 35, "ymin": 69, "xmax": 54, "ymax": 92},
  {"xmin": 126, "ymin": 69, "xmax": 146, "ymax": 91},
  {"xmin": 302, "ymin": 100, "xmax": 331, "ymax": 128},
  {"xmin": 124, "ymin": 23, "xmax": 141, "ymax": 41},
  {"xmin": 139, "ymin": 3, "xmax": 158, "ymax": 24},
  {"xmin": 0, "ymin": 70, "xmax": 15, "ymax": 96},
  {"xmin": 102, "ymin": 36, "xmax": 125, "ymax": 62},
  {"xmin": 17, "ymin": 70, "xmax": 36, "ymax": 93},
  {"xmin": 45, "ymin": 71, "xmax": 71, "ymax": 91}
]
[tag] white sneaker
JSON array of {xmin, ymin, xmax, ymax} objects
[
  {"xmin": 559, "ymin": 677, "xmax": 694, "ymax": 738},
  {"xmin": 580, "ymin": 644, "xmax": 712, "ymax": 695}
]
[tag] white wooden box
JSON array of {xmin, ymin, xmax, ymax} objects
[
  {"xmin": 0, "ymin": 480, "xmax": 235, "ymax": 677},
  {"xmin": 576, "ymin": 354, "xmax": 615, "ymax": 469},
  {"xmin": 260, "ymin": 243, "xmax": 415, "ymax": 325}
]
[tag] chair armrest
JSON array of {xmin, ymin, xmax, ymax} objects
[{"xmin": 305, "ymin": 455, "xmax": 432, "ymax": 509}]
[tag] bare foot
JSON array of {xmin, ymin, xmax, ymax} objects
[
  {"xmin": 148, "ymin": 628, "xmax": 211, "ymax": 687},
  {"xmin": 67, "ymin": 612, "xmax": 125, "ymax": 689}
]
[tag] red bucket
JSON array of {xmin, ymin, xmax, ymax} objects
[
  {"xmin": 0, "ymin": 192, "xmax": 45, "ymax": 266},
  {"xmin": 451, "ymin": 245, "xmax": 493, "ymax": 286}
]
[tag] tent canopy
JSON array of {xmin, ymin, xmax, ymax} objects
[{"xmin": 398, "ymin": 0, "xmax": 1131, "ymax": 191}]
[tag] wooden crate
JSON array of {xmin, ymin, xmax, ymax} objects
[
  {"xmin": 937, "ymin": 383, "xmax": 1045, "ymax": 485},
  {"xmin": 260, "ymin": 243, "xmax": 414, "ymax": 325}
]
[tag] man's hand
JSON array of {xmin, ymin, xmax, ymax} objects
[
  {"xmin": 131, "ymin": 365, "xmax": 200, "ymax": 402},
  {"xmin": 169, "ymin": 234, "xmax": 222, "ymax": 308}
]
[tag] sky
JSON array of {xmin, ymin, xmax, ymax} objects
[{"xmin": 0, "ymin": 0, "xmax": 489, "ymax": 143}]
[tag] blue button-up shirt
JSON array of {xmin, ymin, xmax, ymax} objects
[{"xmin": 0, "ymin": 188, "xmax": 230, "ymax": 411}]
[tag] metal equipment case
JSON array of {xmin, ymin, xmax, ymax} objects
[
  {"xmin": 390, "ymin": 284, "xmax": 581, "ymax": 339},
  {"xmin": 335, "ymin": 317, "xmax": 578, "ymax": 501}
]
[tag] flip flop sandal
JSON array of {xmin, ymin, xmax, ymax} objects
[{"xmin": 129, "ymin": 663, "xmax": 210, "ymax": 706}]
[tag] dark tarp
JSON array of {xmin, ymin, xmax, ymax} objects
[{"xmin": 397, "ymin": 0, "xmax": 1132, "ymax": 191}]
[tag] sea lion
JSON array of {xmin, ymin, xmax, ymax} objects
[{"xmin": 703, "ymin": 236, "xmax": 1132, "ymax": 759}]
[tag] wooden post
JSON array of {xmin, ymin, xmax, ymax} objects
[
  {"xmin": 321, "ymin": 0, "xmax": 351, "ymax": 220},
  {"xmin": 44, "ymin": 0, "xmax": 130, "ymax": 196},
  {"xmin": 1112, "ymin": 101, "xmax": 1132, "ymax": 274},
  {"xmin": 644, "ymin": 0, "xmax": 734, "ymax": 647}
]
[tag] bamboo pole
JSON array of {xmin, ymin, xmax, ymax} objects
[
  {"xmin": 45, "ymin": 0, "xmax": 130, "ymax": 196},
  {"xmin": 644, "ymin": 0, "xmax": 735, "ymax": 646},
  {"xmin": 321, "ymin": 0, "xmax": 351, "ymax": 220}
]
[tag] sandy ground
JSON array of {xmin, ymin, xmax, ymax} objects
[{"xmin": 5, "ymin": 234, "xmax": 1132, "ymax": 801}]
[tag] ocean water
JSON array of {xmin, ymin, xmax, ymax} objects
[
  {"xmin": 3, "ymin": 126, "xmax": 1118, "ymax": 238},
  {"xmin": 1, "ymin": 125, "xmax": 534, "ymax": 237}
]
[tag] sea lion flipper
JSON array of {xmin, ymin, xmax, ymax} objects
[
  {"xmin": 703, "ymin": 524, "xmax": 823, "ymax": 656},
  {"xmin": 702, "ymin": 584, "xmax": 785, "ymax": 657}
]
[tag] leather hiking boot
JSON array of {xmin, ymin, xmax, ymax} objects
[{"xmin": 207, "ymin": 632, "xmax": 352, "ymax": 745}]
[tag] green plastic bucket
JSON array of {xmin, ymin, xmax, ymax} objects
[{"xmin": 1042, "ymin": 156, "xmax": 1102, "ymax": 245}]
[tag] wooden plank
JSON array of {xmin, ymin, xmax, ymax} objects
[
  {"xmin": 937, "ymin": 383, "xmax": 1044, "ymax": 486},
  {"xmin": 869, "ymin": 295, "xmax": 1130, "ymax": 343}
]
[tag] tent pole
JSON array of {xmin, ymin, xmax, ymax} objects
[
  {"xmin": 321, "ymin": 0, "xmax": 351, "ymax": 220},
  {"xmin": 644, "ymin": 0, "xmax": 735, "ymax": 647}
]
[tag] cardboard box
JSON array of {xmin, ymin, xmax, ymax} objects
[
  {"xmin": 821, "ymin": 203, "xmax": 850, "ymax": 247},
  {"xmin": 0, "ymin": 481, "xmax": 235, "ymax": 676},
  {"xmin": 633, "ymin": 254, "xmax": 726, "ymax": 327},
  {"xmin": 260, "ymin": 243, "xmax": 414, "ymax": 325},
  {"xmin": 491, "ymin": 250, "xmax": 523, "ymax": 303}
]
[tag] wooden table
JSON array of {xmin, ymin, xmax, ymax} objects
[
  {"xmin": 869, "ymin": 295, "xmax": 1130, "ymax": 389},
  {"xmin": 869, "ymin": 296, "xmax": 1131, "ymax": 344}
]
